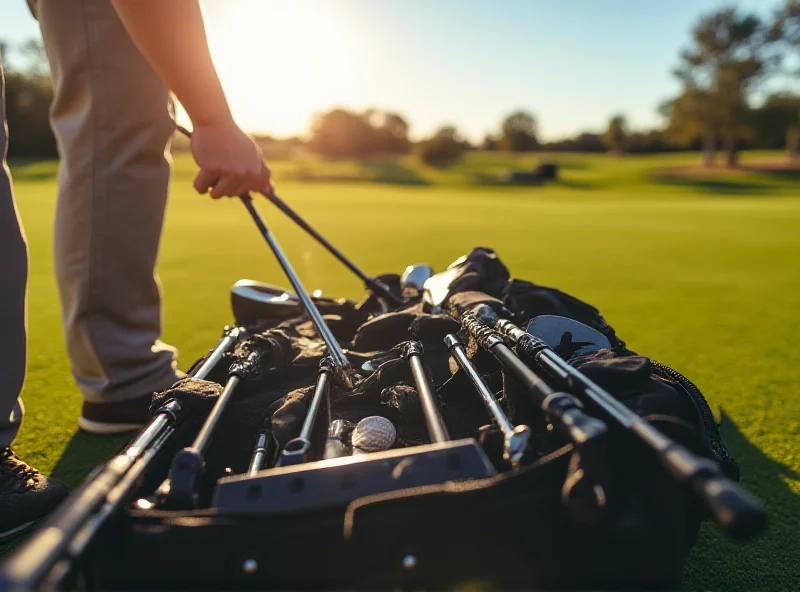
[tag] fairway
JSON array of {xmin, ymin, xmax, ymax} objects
[{"xmin": 5, "ymin": 152, "xmax": 800, "ymax": 589}]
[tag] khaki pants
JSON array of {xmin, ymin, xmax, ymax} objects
[
  {"xmin": 36, "ymin": 0, "xmax": 180, "ymax": 403},
  {"xmin": 0, "ymin": 59, "xmax": 27, "ymax": 446}
]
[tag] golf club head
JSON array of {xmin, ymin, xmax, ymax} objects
[
  {"xmin": 422, "ymin": 255, "xmax": 469, "ymax": 308},
  {"xmin": 401, "ymin": 263, "xmax": 434, "ymax": 290},
  {"xmin": 526, "ymin": 315, "xmax": 612, "ymax": 358},
  {"xmin": 231, "ymin": 279, "xmax": 301, "ymax": 325}
]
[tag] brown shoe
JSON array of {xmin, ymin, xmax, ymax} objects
[{"xmin": 79, "ymin": 395, "xmax": 154, "ymax": 435}]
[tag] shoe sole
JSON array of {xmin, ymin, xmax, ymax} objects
[
  {"xmin": 0, "ymin": 520, "xmax": 37, "ymax": 543},
  {"xmin": 78, "ymin": 417, "xmax": 145, "ymax": 435}
]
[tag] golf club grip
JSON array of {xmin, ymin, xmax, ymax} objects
[
  {"xmin": 659, "ymin": 439, "xmax": 766, "ymax": 540},
  {"xmin": 1, "ymin": 403, "xmax": 181, "ymax": 588}
]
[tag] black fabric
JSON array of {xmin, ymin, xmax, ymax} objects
[{"xmin": 84, "ymin": 246, "xmax": 741, "ymax": 590}]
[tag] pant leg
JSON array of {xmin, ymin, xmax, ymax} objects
[
  {"xmin": 0, "ymin": 59, "xmax": 27, "ymax": 447},
  {"xmin": 37, "ymin": 0, "xmax": 180, "ymax": 403}
]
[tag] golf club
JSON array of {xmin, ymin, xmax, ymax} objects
[
  {"xmin": 527, "ymin": 315, "xmax": 613, "ymax": 358},
  {"xmin": 496, "ymin": 317, "xmax": 766, "ymax": 540},
  {"xmin": 175, "ymin": 125, "xmax": 403, "ymax": 307},
  {"xmin": 1, "ymin": 326, "xmax": 243, "ymax": 590},
  {"xmin": 401, "ymin": 264, "xmax": 434, "ymax": 290},
  {"xmin": 248, "ymin": 432, "xmax": 269, "ymax": 476},
  {"xmin": 159, "ymin": 350, "xmax": 263, "ymax": 509},
  {"xmin": 405, "ymin": 341, "xmax": 449, "ymax": 443},
  {"xmin": 238, "ymin": 195, "xmax": 357, "ymax": 389},
  {"xmin": 278, "ymin": 357, "xmax": 334, "ymax": 466},
  {"xmin": 231, "ymin": 279, "xmax": 301, "ymax": 324},
  {"xmin": 422, "ymin": 255, "xmax": 468, "ymax": 310},
  {"xmin": 444, "ymin": 334, "xmax": 531, "ymax": 469},
  {"xmin": 461, "ymin": 309, "xmax": 608, "ymax": 450}
]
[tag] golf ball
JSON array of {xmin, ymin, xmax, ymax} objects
[{"xmin": 351, "ymin": 416, "xmax": 396, "ymax": 452}]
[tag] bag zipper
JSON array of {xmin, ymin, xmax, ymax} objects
[{"xmin": 648, "ymin": 360, "xmax": 739, "ymax": 481}]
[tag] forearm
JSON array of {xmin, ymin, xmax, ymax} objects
[{"xmin": 111, "ymin": 0, "xmax": 232, "ymax": 126}]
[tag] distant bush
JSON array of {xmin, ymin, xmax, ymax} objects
[{"xmin": 418, "ymin": 126, "xmax": 466, "ymax": 167}]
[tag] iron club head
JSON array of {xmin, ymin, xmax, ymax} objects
[
  {"xmin": 231, "ymin": 279, "xmax": 301, "ymax": 325},
  {"xmin": 401, "ymin": 263, "xmax": 434, "ymax": 290},
  {"xmin": 422, "ymin": 255, "xmax": 468, "ymax": 309},
  {"xmin": 526, "ymin": 315, "xmax": 613, "ymax": 358}
]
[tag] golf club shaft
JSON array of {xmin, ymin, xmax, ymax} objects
[
  {"xmin": 239, "ymin": 195, "xmax": 355, "ymax": 388},
  {"xmin": 461, "ymin": 312, "xmax": 608, "ymax": 446},
  {"xmin": 0, "ymin": 324, "xmax": 244, "ymax": 589},
  {"xmin": 175, "ymin": 125, "xmax": 401, "ymax": 306},
  {"xmin": 262, "ymin": 191, "xmax": 403, "ymax": 306},
  {"xmin": 194, "ymin": 326, "xmax": 244, "ymax": 380},
  {"xmin": 278, "ymin": 358, "xmax": 334, "ymax": 466},
  {"xmin": 406, "ymin": 342, "xmax": 449, "ymax": 443},
  {"xmin": 496, "ymin": 319, "xmax": 766, "ymax": 540},
  {"xmin": 444, "ymin": 335, "xmax": 514, "ymax": 436},
  {"xmin": 248, "ymin": 432, "xmax": 269, "ymax": 475},
  {"xmin": 2, "ymin": 400, "xmax": 182, "ymax": 590},
  {"xmin": 300, "ymin": 358, "xmax": 333, "ymax": 442}
]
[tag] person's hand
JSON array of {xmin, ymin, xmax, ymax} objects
[{"xmin": 191, "ymin": 120, "xmax": 272, "ymax": 199}]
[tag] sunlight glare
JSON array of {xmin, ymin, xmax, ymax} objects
[{"xmin": 201, "ymin": 0, "xmax": 367, "ymax": 137}]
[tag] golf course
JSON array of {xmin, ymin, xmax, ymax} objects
[{"xmin": 6, "ymin": 150, "xmax": 800, "ymax": 590}]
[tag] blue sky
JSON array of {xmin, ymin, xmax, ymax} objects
[{"xmin": 0, "ymin": 0, "xmax": 789, "ymax": 141}]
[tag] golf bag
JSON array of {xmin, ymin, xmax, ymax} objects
[{"xmin": 54, "ymin": 247, "xmax": 742, "ymax": 591}]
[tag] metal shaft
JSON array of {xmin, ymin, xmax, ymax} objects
[
  {"xmin": 193, "ymin": 376, "xmax": 240, "ymax": 453},
  {"xmin": 444, "ymin": 335, "xmax": 514, "ymax": 436},
  {"xmin": 406, "ymin": 342, "xmax": 449, "ymax": 443},
  {"xmin": 175, "ymin": 125, "xmax": 402, "ymax": 307},
  {"xmin": 496, "ymin": 318, "xmax": 766, "ymax": 540},
  {"xmin": 248, "ymin": 432, "xmax": 268, "ymax": 476},
  {"xmin": 239, "ymin": 196, "xmax": 355, "ymax": 389},
  {"xmin": 299, "ymin": 359, "xmax": 333, "ymax": 441},
  {"xmin": 262, "ymin": 191, "xmax": 404, "ymax": 306}
]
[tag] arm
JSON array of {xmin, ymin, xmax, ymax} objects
[{"xmin": 112, "ymin": 0, "xmax": 270, "ymax": 198}]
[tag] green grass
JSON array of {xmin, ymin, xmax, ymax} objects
[{"xmin": 5, "ymin": 150, "xmax": 800, "ymax": 589}]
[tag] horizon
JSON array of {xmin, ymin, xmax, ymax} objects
[{"xmin": 0, "ymin": 0, "xmax": 793, "ymax": 143}]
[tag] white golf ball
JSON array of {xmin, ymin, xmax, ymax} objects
[{"xmin": 352, "ymin": 416, "xmax": 396, "ymax": 452}]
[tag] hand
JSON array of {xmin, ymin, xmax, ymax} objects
[{"xmin": 191, "ymin": 120, "xmax": 272, "ymax": 199}]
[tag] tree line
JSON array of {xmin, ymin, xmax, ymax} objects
[{"xmin": 2, "ymin": 1, "xmax": 799, "ymax": 167}]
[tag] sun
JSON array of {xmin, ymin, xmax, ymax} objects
[{"xmin": 196, "ymin": 0, "xmax": 367, "ymax": 138}]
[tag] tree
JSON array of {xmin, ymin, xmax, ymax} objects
[
  {"xmin": 374, "ymin": 111, "xmax": 410, "ymax": 154},
  {"xmin": 499, "ymin": 110, "xmax": 538, "ymax": 152},
  {"xmin": 309, "ymin": 107, "xmax": 410, "ymax": 158},
  {"xmin": 754, "ymin": 93, "xmax": 800, "ymax": 159},
  {"xmin": 772, "ymin": 1, "xmax": 800, "ymax": 159},
  {"xmin": 660, "ymin": 89, "xmax": 723, "ymax": 166},
  {"xmin": 481, "ymin": 134, "xmax": 498, "ymax": 151},
  {"xmin": 2, "ymin": 39, "xmax": 57, "ymax": 158},
  {"xmin": 603, "ymin": 115, "xmax": 628, "ymax": 155},
  {"xmin": 668, "ymin": 8, "xmax": 776, "ymax": 167},
  {"xmin": 418, "ymin": 125, "xmax": 465, "ymax": 167}
]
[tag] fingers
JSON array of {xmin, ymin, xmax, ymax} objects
[
  {"xmin": 195, "ymin": 166, "xmax": 270, "ymax": 199},
  {"xmin": 194, "ymin": 168, "xmax": 221, "ymax": 195}
]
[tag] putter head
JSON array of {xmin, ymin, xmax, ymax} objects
[
  {"xmin": 526, "ymin": 315, "xmax": 612, "ymax": 358},
  {"xmin": 401, "ymin": 264, "xmax": 434, "ymax": 290},
  {"xmin": 422, "ymin": 255, "xmax": 469, "ymax": 308},
  {"xmin": 231, "ymin": 279, "xmax": 301, "ymax": 325}
]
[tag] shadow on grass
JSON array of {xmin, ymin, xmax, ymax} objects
[
  {"xmin": 684, "ymin": 410, "xmax": 800, "ymax": 591},
  {"xmin": 50, "ymin": 431, "xmax": 131, "ymax": 489},
  {"xmin": 360, "ymin": 160, "xmax": 430, "ymax": 186},
  {"xmin": 287, "ymin": 159, "xmax": 430, "ymax": 186},
  {"xmin": 651, "ymin": 173, "xmax": 776, "ymax": 196}
]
